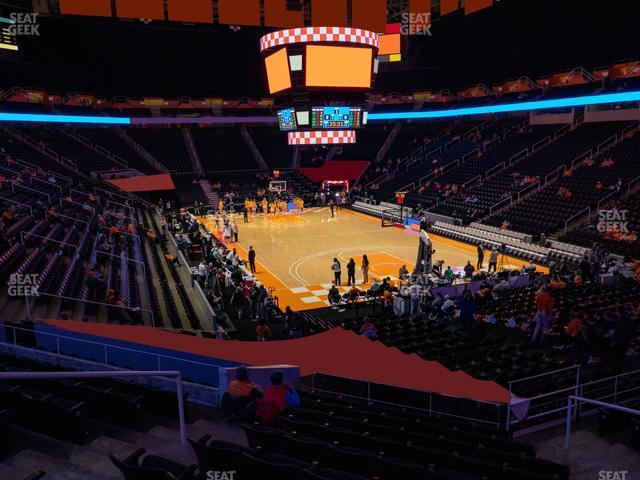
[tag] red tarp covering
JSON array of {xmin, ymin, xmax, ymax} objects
[
  {"xmin": 107, "ymin": 174, "xmax": 176, "ymax": 192},
  {"xmin": 48, "ymin": 321, "xmax": 510, "ymax": 404},
  {"xmin": 298, "ymin": 160, "xmax": 370, "ymax": 183}
]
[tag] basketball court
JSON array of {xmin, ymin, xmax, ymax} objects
[{"xmin": 198, "ymin": 208, "xmax": 548, "ymax": 311}]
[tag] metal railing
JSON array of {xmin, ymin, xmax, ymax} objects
[
  {"xmin": 0, "ymin": 369, "xmax": 186, "ymax": 445},
  {"xmin": 10, "ymin": 183, "xmax": 51, "ymax": 203},
  {"xmin": 596, "ymin": 190, "xmax": 618, "ymax": 210},
  {"xmin": 532, "ymin": 136, "xmax": 551, "ymax": 151},
  {"xmin": 462, "ymin": 174, "xmax": 482, "ymax": 189},
  {"xmin": 0, "ymin": 196, "xmax": 33, "ymax": 216},
  {"xmin": 565, "ymin": 396, "xmax": 640, "ymax": 449},
  {"xmin": 596, "ymin": 134, "xmax": 618, "ymax": 154},
  {"xmin": 627, "ymin": 174, "xmax": 640, "ymax": 194},
  {"xmin": 488, "ymin": 195, "xmax": 513, "ymax": 215},
  {"xmin": 516, "ymin": 179, "xmax": 540, "ymax": 199},
  {"xmin": 20, "ymin": 289, "xmax": 155, "ymax": 327},
  {"xmin": 310, "ymin": 372, "xmax": 504, "ymax": 428},
  {"xmin": 571, "ymin": 149, "xmax": 593, "ymax": 168},
  {"xmin": 564, "ymin": 206, "xmax": 591, "ymax": 233},
  {"xmin": 0, "ymin": 323, "xmax": 221, "ymax": 393},
  {"xmin": 544, "ymin": 164, "xmax": 566, "ymax": 184},
  {"xmin": 506, "ymin": 365, "xmax": 580, "ymax": 431},
  {"xmin": 28, "ymin": 176, "xmax": 62, "ymax": 193},
  {"xmin": 485, "ymin": 161, "xmax": 506, "ymax": 178},
  {"xmin": 507, "ymin": 367, "xmax": 640, "ymax": 433}
]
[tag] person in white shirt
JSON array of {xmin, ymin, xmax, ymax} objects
[
  {"xmin": 198, "ymin": 261, "xmax": 207, "ymax": 287},
  {"xmin": 441, "ymin": 295, "xmax": 456, "ymax": 314},
  {"xmin": 409, "ymin": 283, "xmax": 422, "ymax": 314},
  {"xmin": 231, "ymin": 220, "xmax": 239, "ymax": 242},
  {"xmin": 331, "ymin": 258, "xmax": 342, "ymax": 286}
]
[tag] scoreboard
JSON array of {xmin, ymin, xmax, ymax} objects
[
  {"xmin": 277, "ymin": 106, "xmax": 366, "ymax": 132},
  {"xmin": 277, "ymin": 108, "xmax": 297, "ymax": 131},
  {"xmin": 0, "ymin": 22, "xmax": 18, "ymax": 51},
  {"xmin": 310, "ymin": 107, "xmax": 364, "ymax": 129}
]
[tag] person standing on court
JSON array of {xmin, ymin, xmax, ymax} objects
[
  {"xmin": 231, "ymin": 220, "xmax": 239, "ymax": 242},
  {"xmin": 477, "ymin": 244, "xmax": 485, "ymax": 271},
  {"xmin": 331, "ymin": 258, "xmax": 342, "ymax": 286},
  {"xmin": 329, "ymin": 197, "xmax": 335, "ymax": 217},
  {"xmin": 243, "ymin": 205, "xmax": 249, "ymax": 223},
  {"xmin": 248, "ymin": 246, "xmax": 257, "ymax": 274},
  {"xmin": 361, "ymin": 254, "xmax": 370, "ymax": 284},
  {"xmin": 346, "ymin": 258, "xmax": 356, "ymax": 286},
  {"xmin": 488, "ymin": 249, "xmax": 499, "ymax": 273}
]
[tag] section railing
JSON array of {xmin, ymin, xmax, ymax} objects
[
  {"xmin": 565, "ymin": 396, "xmax": 640, "ymax": 449},
  {"xmin": 0, "ymin": 370, "xmax": 186, "ymax": 445},
  {"xmin": 564, "ymin": 206, "xmax": 590, "ymax": 234},
  {"xmin": 507, "ymin": 367, "xmax": 640, "ymax": 433},
  {"xmin": 310, "ymin": 372, "xmax": 505, "ymax": 429}
]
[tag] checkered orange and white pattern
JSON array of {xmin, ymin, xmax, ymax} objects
[
  {"xmin": 288, "ymin": 130, "xmax": 357, "ymax": 145},
  {"xmin": 260, "ymin": 27, "xmax": 379, "ymax": 52}
]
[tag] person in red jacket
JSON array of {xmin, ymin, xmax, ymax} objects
[
  {"xmin": 256, "ymin": 371, "xmax": 300, "ymax": 425},
  {"xmin": 532, "ymin": 286, "xmax": 555, "ymax": 343}
]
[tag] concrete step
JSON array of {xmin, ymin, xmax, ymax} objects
[
  {"xmin": 5, "ymin": 449, "xmax": 119, "ymax": 480},
  {"xmin": 87, "ymin": 435, "xmax": 140, "ymax": 459},
  {"xmin": 111, "ymin": 425, "xmax": 197, "ymax": 466},
  {"xmin": 0, "ymin": 462, "xmax": 30, "ymax": 480},
  {"xmin": 188, "ymin": 418, "xmax": 248, "ymax": 446}
]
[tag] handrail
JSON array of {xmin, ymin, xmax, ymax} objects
[
  {"xmin": 11, "ymin": 183, "xmax": 51, "ymax": 203},
  {"xmin": 462, "ymin": 174, "xmax": 481, "ymax": 188},
  {"xmin": 517, "ymin": 179, "xmax": 540, "ymax": 199},
  {"xmin": 622, "ymin": 120, "xmax": 640, "ymax": 136},
  {"xmin": 565, "ymin": 395, "xmax": 640, "ymax": 449},
  {"xmin": 0, "ymin": 196, "xmax": 34, "ymax": 216},
  {"xmin": 508, "ymin": 148, "xmax": 529, "ymax": 166},
  {"xmin": 28, "ymin": 176, "xmax": 62, "ymax": 193},
  {"xmin": 46, "ymin": 211, "xmax": 89, "ymax": 225},
  {"xmin": 554, "ymin": 123, "xmax": 571, "ymax": 139},
  {"xmin": 463, "ymin": 147, "xmax": 480, "ymax": 161},
  {"xmin": 532, "ymin": 135, "xmax": 551, "ymax": 151},
  {"xmin": 311, "ymin": 372, "xmax": 504, "ymax": 426},
  {"xmin": 596, "ymin": 134, "xmax": 618, "ymax": 154},
  {"xmin": 489, "ymin": 196, "xmax": 512, "ymax": 215},
  {"xmin": 564, "ymin": 206, "xmax": 590, "ymax": 233},
  {"xmin": 486, "ymin": 161, "xmax": 506, "ymax": 178},
  {"xmin": 544, "ymin": 164, "xmax": 565, "ymax": 184},
  {"xmin": 20, "ymin": 231, "xmax": 79, "ymax": 251},
  {"xmin": 0, "ymin": 369, "xmax": 186, "ymax": 446},
  {"xmin": 596, "ymin": 190, "xmax": 618, "ymax": 210},
  {"xmin": 626, "ymin": 174, "xmax": 640, "ymax": 194},
  {"xmin": 24, "ymin": 291, "xmax": 155, "ymax": 326},
  {"xmin": 571, "ymin": 149, "xmax": 592, "ymax": 168},
  {"xmin": 509, "ymin": 364, "xmax": 580, "ymax": 386}
]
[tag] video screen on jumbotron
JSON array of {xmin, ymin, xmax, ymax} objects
[
  {"xmin": 277, "ymin": 108, "xmax": 297, "ymax": 131},
  {"xmin": 311, "ymin": 107, "xmax": 363, "ymax": 129}
]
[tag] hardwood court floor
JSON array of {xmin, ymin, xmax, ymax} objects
[{"xmin": 199, "ymin": 208, "xmax": 547, "ymax": 311}]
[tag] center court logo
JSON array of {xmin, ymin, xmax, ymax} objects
[
  {"xmin": 400, "ymin": 13, "xmax": 432, "ymax": 36},
  {"xmin": 7, "ymin": 273, "xmax": 39, "ymax": 297}
]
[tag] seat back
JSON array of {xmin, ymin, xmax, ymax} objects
[{"xmin": 109, "ymin": 454, "xmax": 168, "ymax": 480}]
